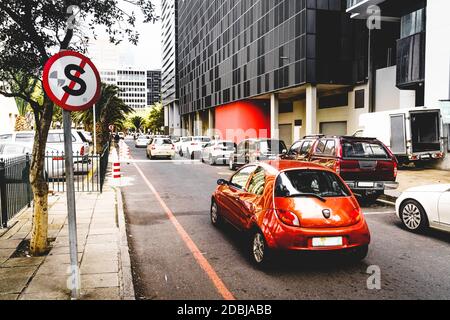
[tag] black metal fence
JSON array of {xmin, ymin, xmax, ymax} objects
[
  {"xmin": 0, "ymin": 155, "xmax": 32, "ymax": 228},
  {"xmin": 45, "ymin": 143, "xmax": 110, "ymax": 193},
  {"xmin": 0, "ymin": 143, "xmax": 110, "ymax": 228}
]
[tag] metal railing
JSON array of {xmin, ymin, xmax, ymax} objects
[
  {"xmin": 0, "ymin": 143, "xmax": 110, "ymax": 228},
  {"xmin": 45, "ymin": 142, "xmax": 110, "ymax": 193},
  {"xmin": 0, "ymin": 155, "xmax": 32, "ymax": 228}
]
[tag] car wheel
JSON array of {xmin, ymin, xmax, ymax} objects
[
  {"xmin": 250, "ymin": 230, "xmax": 270, "ymax": 267},
  {"xmin": 400, "ymin": 200, "xmax": 428, "ymax": 232},
  {"xmin": 229, "ymin": 157, "xmax": 236, "ymax": 171},
  {"xmin": 351, "ymin": 245, "xmax": 369, "ymax": 261},
  {"xmin": 209, "ymin": 155, "xmax": 216, "ymax": 166},
  {"xmin": 210, "ymin": 200, "xmax": 222, "ymax": 227}
]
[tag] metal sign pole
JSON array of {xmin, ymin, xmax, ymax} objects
[
  {"xmin": 93, "ymin": 104, "xmax": 97, "ymax": 154},
  {"xmin": 63, "ymin": 109, "xmax": 80, "ymax": 299}
]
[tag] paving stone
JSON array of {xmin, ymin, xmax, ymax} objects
[
  {"xmin": 86, "ymin": 234, "xmax": 118, "ymax": 244},
  {"xmin": 80, "ymin": 260, "xmax": 119, "ymax": 275},
  {"xmin": 81, "ymin": 273, "xmax": 119, "ymax": 289},
  {"xmin": 1, "ymin": 257, "xmax": 45, "ymax": 268},
  {"xmin": 20, "ymin": 291, "xmax": 69, "ymax": 300},
  {"xmin": 0, "ymin": 239, "xmax": 22, "ymax": 249},
  {"xmin": 0, "ymin": 267, "xmax": 36, "ymax": 294},
  {"xmin": 0, "ymin": 293, "xmax": 19, "ymax": 300},
  {"xmin": 81, "ymin": 287, "xmax": 120, "ymax": 300},
  {"xmin": 24, "ymin": 272, "xmax": 70, "ymax": 294},
  {"xmin": 89, "ymin": 228, "xmax": 117, "ymax": 235}
]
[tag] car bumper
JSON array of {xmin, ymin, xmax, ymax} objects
[
  {"xmin": 264, "ymin": 218, "xmax": 371, "ymax": 252},
  {"xmin": 345, "ymin": 181, "xmax": 399, "ymax": 191},
  {"xmin": 151, "ymin": 151, "xmax": 175, "ymax": 157}
]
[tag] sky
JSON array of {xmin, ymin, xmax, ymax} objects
[{"xmin": 88, "ymin": 0, "xmax": 162, "ymax": 71}]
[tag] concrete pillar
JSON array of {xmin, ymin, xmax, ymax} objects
[
  {"xmin": 270, "ymin": 94, "xmax": 279, "ymax": 139},
  {"xmin": 194, "ymin": 112, "xmax": 202, "ymax": 136},
  {"xmin": 306, "ymin": 84, "xmax": 317, "ymax": 135},
  {"xmin": 208, "ymin": 108, "xmax": 215, "ymax": 139}
]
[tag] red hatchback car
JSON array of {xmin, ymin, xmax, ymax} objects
[{"xmin": 211, "ymin": 160, "xmax": 371, "ymax": 266}]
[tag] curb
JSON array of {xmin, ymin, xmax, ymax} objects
[{"xmin": 114, "ymin": 185, "xmax": 135, "ymax": 300}]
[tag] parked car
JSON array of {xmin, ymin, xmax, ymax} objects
[
  {"xmin": 146, "ymin": 138, "xmax": 176, "ymax": 160},
  {"xmin": 396, "ymin": 184, "xmax": 450, "ymax": 233},
  {"xmin": 201, "ymin": 140, "xmax": 236, "ymax": 165},
  {"xmin": 0, "ymin": 130, "xmax": 89, "ymax": 158},
  {"xmin": 135, "ymin": 135, "xmax": 152, "ymax": 148},
  {"xmin": 175, "ymin": 136, "xmax": 192, "ymax": 155},
  {"xmin": 284, "ymin": 136, "xmax": 399, "ymax": 201},
  {"xmin": 228, "ymin": 138, "xmax": 287, "ymax": 171},
  {"xmin": 181, "ymin": 136, "xmax": 211, "ymax": 159},
  {"xmin": 0, "ymin": 143, "xmax": 65, "ymax": 179},
  {"xmin": 211, "ymin": 160, "xmax": 371, "ymax": 267}
]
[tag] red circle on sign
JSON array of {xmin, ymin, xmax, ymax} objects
[{"xmin": 43, "ymin": 50, "xmax": 101, "ymax": 112}]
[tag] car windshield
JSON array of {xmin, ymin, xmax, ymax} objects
[
  {"xmin": 342, "ymin": 140, "xmax": 389, "ymax": 159},
  {"xmin": 260, "ymin": 140, "xmax": 286, "ymax": 154},
  {"xmin": 275, "ymin": 170, "xmax": 350, "ymax": 198},
  {"xmin": 182, "ymin": 137, "xmax": 192, "ymax": 142},
  {"xmin": 155, "ymin": 139, "xmax": 172, "ymax": 146}
]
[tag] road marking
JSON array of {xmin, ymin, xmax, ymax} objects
[
  {"xmin": 118, "ymin": 159, "xmax": 201, "ymax": 164},
  {"xmin": 132, "ymin": 162, "xmax": 236, "ymax": 301},
  {"xmin": 363, "ymin": 211, "xmax": 396, "ymax": 216}
]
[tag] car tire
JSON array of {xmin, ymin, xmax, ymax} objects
[
  {"xmin": 210, "ymin": 200, "xmax": 223, "ymax": 227},
  {"xmin": 250, "ymin": 230, "xmax": 271, "ymax": 267},
  {"xmin": 209, "ymin": 155, "xmax": 216, "ymax": 166},
  {"xmin": 351, "ymin": 245, "xmax": 369, "ymax": 261},
  {"xmin": 400, "ymin": 200, "xmax": 429, "ymax": 232},
  {"xmin": 229, "ymin": 157, "xmax": 236, "ymax": 171}
]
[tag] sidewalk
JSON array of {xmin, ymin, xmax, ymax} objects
[
  {"xmin": 0, "ymin": 181, "xmax": 134, "ymax": 300},
  {"xmin": 385, "ymin": 168, "xmax": 450, "ymax": 199}
]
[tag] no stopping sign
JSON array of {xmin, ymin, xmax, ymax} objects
[{"xmin": 43, "ymin": 51, "xmax": 101, "ymax": 111}]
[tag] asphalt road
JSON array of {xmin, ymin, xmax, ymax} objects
[{"xmin": 120, "ymin": 140, "xmax": 450, "ymax": 300}]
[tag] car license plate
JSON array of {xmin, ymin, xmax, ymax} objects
[
  {"xmin": 312, "ymin": 237, "xmax": 343, "ymax": 247},
  {"xmin": 358, "ymin": 182, "xmax": 374, "ymax": 188}
]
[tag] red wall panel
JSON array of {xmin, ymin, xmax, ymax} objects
[{"xmin": 215, "ymin": 100, "xmax": 271, "ymax": 143}]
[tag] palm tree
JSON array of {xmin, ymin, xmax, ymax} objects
[
  {"xmin": 13, "ymin": 77, "xmax": 40, "ymax": 131},
  {"xmin": 130, "ymin": 115, "xmax": 145, "ymax": 133},
  {"xmin": 73, "ymin": 83, "xmax": 133, "ymax": 153}
]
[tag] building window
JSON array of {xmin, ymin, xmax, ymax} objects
[
  {"xmin": 279, "ymin": 102, "xmax": 294, "ymax": 113},
  {"xmin": 401, "ymin": 8, "xmax": 425, "ymax": 39},
  {"xmin": 355, "ymin": 89, "xmax": 365, "ymax": 109},
  {"xmin": 319, "ymin": 93, "xmax": 348, "ymax": 109}
]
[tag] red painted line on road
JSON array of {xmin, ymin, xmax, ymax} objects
[{"xmin": 132, "ymin": 162, "xmax": 236, "ymax": 301}]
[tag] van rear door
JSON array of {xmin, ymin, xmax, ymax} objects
[{"xmin": 410, "ymin": 110, "xmax": 441, "ymax": 154}]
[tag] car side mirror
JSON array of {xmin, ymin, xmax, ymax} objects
[{"xmin": 217, "ymin": 179, "xmax": 229, "ymax": 186}]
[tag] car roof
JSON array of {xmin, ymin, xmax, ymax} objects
[{"xmin": 258, "ymin": 160, "xmax": 335, "ymax": 176}]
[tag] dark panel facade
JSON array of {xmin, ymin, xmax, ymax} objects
[
  {"xmin": 178, "ymin": 0, "xmax": 365, "ymax": 116},
  {"xmin": 147, "ymin": 70, "xmax": 162, "ymax": 105}
]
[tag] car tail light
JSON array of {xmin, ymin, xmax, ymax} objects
[
  {"xmin": 275, "ymin": 209, "xmax": 300, "ymax": 227},
  {"xmin": 53, "ymin": 157, "xmax": 64, "ymax": 161},
  {"xmin": 80, "ymin": 146, "xmax": 85, "ymax": 156},
  {"xmin": 191, "ymin": 142, "xmax": 198, "ymax": 146},
  {"xmin": 334, "ymin": 160, "xmax": 341, "ymax": 175},
  {"xmin": 151, "ymin": 146, "xmax": 156, "ymax": 150},
  {"xmin": 172, "ymin": 144, "xmax": 175, "ymax": 150},
  {"xmin": 433, "ymin": 152, "xmax": 444, "ymax": 159},
  {"xmin": 393, "ymin": 161, "xmax": 398, "ymax": 178}
]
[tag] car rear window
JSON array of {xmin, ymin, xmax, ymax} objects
[
  {"xmin": 47, "ymin": 133, "xmax": 76, "ymax": 143},
  {"xmin": 342, "ymin": 140, "xmax": 389, "ymax": 159},
  {"xmin": 16, "ymin": 133, "xmax": 34, "ymax": 142},
  {"xmin": 154, "ymin": 139, "xmax": 172, "ymax": 146},
  {"xmin": 0, "ymin": 134, "xmax": 13, "ymax": 142},
  {"xmin": 77, "ymin": 131, "xmax": 89, "ymax": 143},
  {"xmin": 275, "ymin": 170, "xmax": 350, "ymax": 198}
]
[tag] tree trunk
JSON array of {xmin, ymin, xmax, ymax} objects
[{"xmin": 29, "ymin": 98, "xmax": 53, "ymax": 256}]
